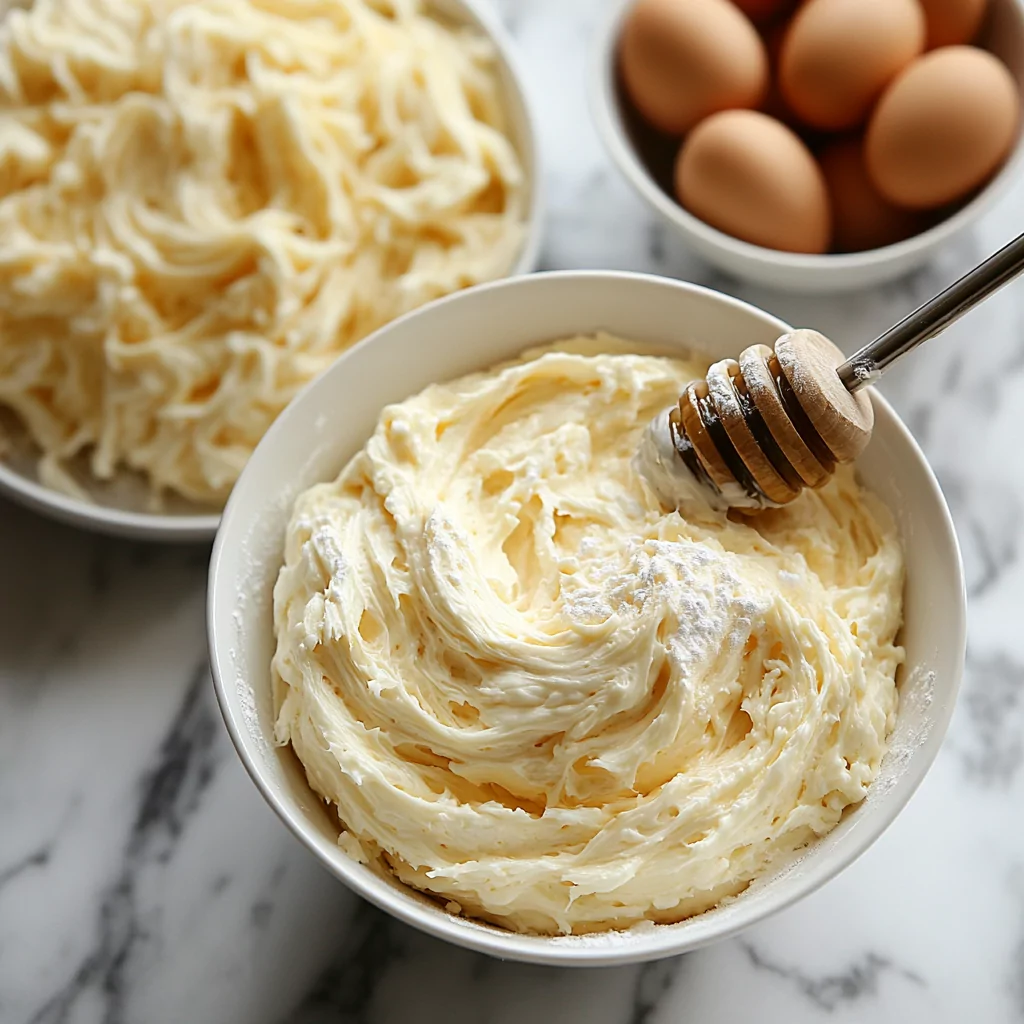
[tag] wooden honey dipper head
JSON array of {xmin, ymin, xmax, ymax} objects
[
  {"xmin": 643, "ymin": 229, "xmax": 1024, "ymax": 512},
  {"xmin": 667, "ymin": 330, "xmax": 873, "ymax": 510}
]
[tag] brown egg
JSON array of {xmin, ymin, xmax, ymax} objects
[
  {"xmin": 780, "ymin": 0, "xmax": 925, "ymax": 130},
  {"xmin": 819, "ymin": 138, "xmax": 925, "ymax": 251},
  {"xmin": 619, "ymin": 0, "xmax": 768, "ymax": 135},
  {"xmin": 675, "ymin": 109, "xmax": 831, "ymax": 252},
  {"xmin": 866, "ymin": 46, "xmax": 1020, "ymax": 209},
  {"xmin": 919, "ymin": 0, "xmax": 988, "ymax": 48}
]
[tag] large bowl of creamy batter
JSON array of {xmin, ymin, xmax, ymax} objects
[{"xmin": 208, "ymin": 271, "xmax": 965, "ymax": 965}]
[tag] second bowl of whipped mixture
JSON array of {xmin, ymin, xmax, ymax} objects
[
  {"xmin": 0, "ymin": 0, "xmax": 533, "ymax": 522},
  {"xmin": 271, "ymin": 334, "xmax": 904, "ymax": 936}
]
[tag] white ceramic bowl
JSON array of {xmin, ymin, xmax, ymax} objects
[
  {"xmin": 0, "ymin": 0, "xmax": 543, "ymax": 543},
  {"xmin": 209, "ymin": 271, "xmax": 966, "ymax": 966},
  {"xmin": 590, "ymin": 0, "xmax": 1024, "ymax": 293}
]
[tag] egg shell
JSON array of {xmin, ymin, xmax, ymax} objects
[
  {"xmin": 819, "ymin": 138, "xmax": 926, "ymax": 251},
  {"xmin": 780, "ymin": 0, "xmax": 925, "ymax": 130},
  {"xmin": 866, "ymin": 46, "xmax": 1020, "ymax": 210},
  {"xmin": 675, "ymin": 109, "xmax": 831, "ymax": 253},
  {"xmin": 919, "ymin": 0, "xmax": 989, "ymax": 48},
  {"xmin": 619, "ymin": 0, "xmax": 768, "ymax": 135}
]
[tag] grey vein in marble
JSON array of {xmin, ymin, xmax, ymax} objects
[
  {"xmin": 958, "ymin": 652, "xmax": 1024, "ymax": 787},
  {"xmin": 0, "ymin": 845, "xmax": 50, "ymax": 892},
  {"xmin": 741, "ymin": 942, "xmax": 927, "ymax": 1012},
  {"xmin": 289, "ymin": 904, "xmax": 406, "ymax": 1024},
  {"xmin": 27, "ymin": 663, "xmax": 222, "ymax": 1024},
  {"xmin": 627, "ymin": 959, "xmax": 680, "ymax": 1024},
  {"xmin": 939, "ymin": 471, "xmax": 1021, "ymax": 599}
]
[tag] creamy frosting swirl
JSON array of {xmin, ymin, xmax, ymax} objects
[{"xmin": 272, "ymin": 336, "xmax": 904, "ymax": 935}]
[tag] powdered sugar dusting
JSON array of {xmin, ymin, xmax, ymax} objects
[
  {"xmin": 236, "ymin": 674, "xmax": 269, "ymax": 755},
  {"xmin": 562, "ymin": 536, "xmax": 769, "ymax": 670},
  {"xmin": 870, "ymin": 667, "xmax": 935, "ymax": 800},
  {"xmin": 228, "ymin": 483, "xmax": 300, "ymax": 753},
  {"xmin": 299, "ymin": 513, "xmax": 350, "ymax": 605},
  {"xmin": 425, "ymin": 509, "xmax": 472, "ymax": 589}
]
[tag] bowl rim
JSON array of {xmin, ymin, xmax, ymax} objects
[
  {"xmin": 208, "ymin": 269, "xmax": 967, "ymax": 966},
  {"xmin": 0, "ymin": 0, "xmax": 544, "ymax": 544},
  {"xmin": 589, "ymin": 0, "xmax": 1024, "ymax": 272}
]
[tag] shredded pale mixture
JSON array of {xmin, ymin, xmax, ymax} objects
[{"xmin": 0, "ymin": 0, "xmax": 524, "ymax": 502}]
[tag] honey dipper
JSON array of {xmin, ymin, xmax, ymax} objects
[{"xmin": 644, "ymin": 230, "xmax": 1024, "ymax": 512}]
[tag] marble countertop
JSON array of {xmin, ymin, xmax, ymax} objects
[{"xmin": 4, "ymin": 1, "xmax": 1024, "ymax": 1021}]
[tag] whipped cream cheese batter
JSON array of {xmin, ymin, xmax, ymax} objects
[{"xmin": 272, "ymin": 336, "xmax": 904, "ymax": 935}]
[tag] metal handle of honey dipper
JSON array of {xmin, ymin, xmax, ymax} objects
[{"xmin": 837, "ymin": 229, "xmax": 1024, "ymax": 393}]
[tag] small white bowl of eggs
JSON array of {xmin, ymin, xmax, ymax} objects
[{"xmin": 592, "ymin": 0, "xmax": 1024, "ymax": 292}]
